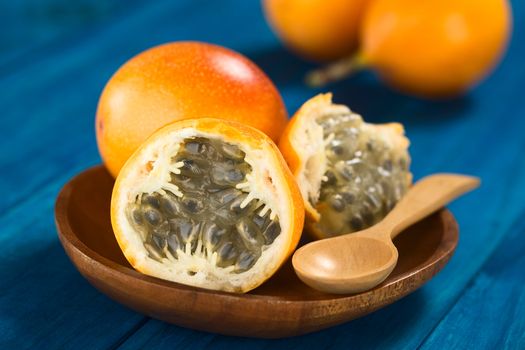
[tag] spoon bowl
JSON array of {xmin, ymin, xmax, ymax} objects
[
  {"xmin": 293, "ymin": 174, "xmax": 480, "ymax": 294},
  {"xmin": 293, "ymin": 235, "xmax": 398, "ymax": 294}
]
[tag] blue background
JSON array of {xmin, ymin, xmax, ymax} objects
[{"xmin": 1, "ymin": 0, "xmax": 524, "ymax": 348}]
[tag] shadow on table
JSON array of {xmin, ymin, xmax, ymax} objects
[
  {"xmin": 245, "ymin": 45, "xmax": 316, "ymax": 88},
  {"xmin": 330, "ymin": 80, "xmax": 473, "ymax": 126},
  {"xmin": 245, "ymin": 45, "xmax": 473, "ymax": 125}
]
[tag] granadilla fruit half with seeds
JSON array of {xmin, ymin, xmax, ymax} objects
[
  {"xmin": 111, "ymin": 118, "xmax": 304, "ymax": 293},
  {"xmin": 279, "ymin": 93, "xmax": 411, "ymax": 239}
]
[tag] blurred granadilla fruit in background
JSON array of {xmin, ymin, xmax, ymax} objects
[
  {"xmin": 263, "ymin": 0, "xmax": 372, "ymax": 61},
  {"xmin": 96, "ymin": 41, "xmax": 288, "ymax": 177},
  {"xmin": 307, "ymin": 0, "xmax": 512, "ymax": 98}
]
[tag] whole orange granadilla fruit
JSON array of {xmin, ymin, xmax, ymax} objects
[{"xmin": 96, "ymin": 41, "xmax": 288, "ymax": 177}]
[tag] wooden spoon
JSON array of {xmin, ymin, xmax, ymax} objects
[{"xmin": 292, "ymin": 174, "xmax": 480, "ymax": 294}]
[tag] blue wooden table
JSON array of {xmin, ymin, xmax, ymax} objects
[{"xmin": 1, "ymin": 1, "xmax": 524, "ymax": 348}]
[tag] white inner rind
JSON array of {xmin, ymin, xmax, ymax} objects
[
  {"xmin": 289, "ymin": 102, "xmax": 352, "ymax": 218},
  {"xmin": 114, "ymin": 128, "xmax": 291, "ymax": 292}
]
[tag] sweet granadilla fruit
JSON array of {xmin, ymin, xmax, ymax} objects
[
  {"xmin": 279, "ymin": 93, "xmax": 411, "ymax": 239},
  {"xmin": 96, "ymin": 41, "xmax": 288, "ymax": 177},
  {"xmin": 111, "ymin": 118, "xmax": 304, "ymax": 292}
]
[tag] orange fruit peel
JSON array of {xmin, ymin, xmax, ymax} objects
[
  {"xmin": 263, "ymin": 0, "xmax": 372, "ymax": 62},
  {"xmin": 111, "ymin": 118, "xmax": 304, "ymax": 293}
]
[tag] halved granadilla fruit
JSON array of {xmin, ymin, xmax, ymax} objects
[
  {"xmin": 279, "ymin": 93, "xmax": 411, "ymax": 239},
  {"xmin": 111, "ymin": 118, "xmax": 304, "ymax": 293}
]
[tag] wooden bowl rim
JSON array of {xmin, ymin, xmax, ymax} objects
[{"xmin": 55, "ymin": 165, "xmax": 459, "ymax": 307}]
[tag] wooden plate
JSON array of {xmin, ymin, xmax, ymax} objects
[{"xmin": 55, "ymin": 165, "xmax": 458, "ymax": 338}]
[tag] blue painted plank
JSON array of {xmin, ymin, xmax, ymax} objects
[
  {"xmin": 0, "ymin": 182, "xmax": 147, "ymax": 349},
  {"xmin": 420, "ymin": 210, "xmax": 525, "ymax": 349},
  {"xmin": 0, "ymin": 0, "xmax": 143, "ymax": 70},
  {"xmin": 0, "ymin": 0, "xmax": 524, "ymax": 349}
]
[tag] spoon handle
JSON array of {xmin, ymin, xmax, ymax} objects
[{"xmin": 383, "ymin": 174, "xmax": 480, "ymax": 239}]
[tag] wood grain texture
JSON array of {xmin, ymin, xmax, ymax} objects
[
  {"xmin": 55, "ymin": 166, "xmax": 458, "ymax": 338},
  {"xmin": 0, "ymin": 0, "xmax": 524, "ymax": 348}
]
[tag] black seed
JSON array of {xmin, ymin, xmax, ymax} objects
[
  {"xmin": 341, "ymin": 191, "xmax": 355, "ymax": 204},
  {"xmin": 323, "ymin": 170, "xmax": 337, "ymax": 185},
  {"xmin": 170, "ymin": 218, "xmax": 193, "ymax": 240},
  {"xmin": 192, "ymin": 140, "xmax": 217, "ymax": 158},
  {"xmin": 210, "ymin": 167, "xmax": 228, "ymax": 185},
  {"xmin": 217, "ymin": 242, "xmax": 237, "ymax": 265},
  {"xmin": 206, "ymin": 187, "xmax": 222, "ymax": 193},
  {"xmin": 211, "ymin": 166, "xmax": 245, "ymax": 186},
  {"xmin": 152, "ymin": 220, "xmax": 170, "ymax": 236},
  {"xmin": 350, "ymin": 216, "xmax": 364, "ymax": 231},
  {"xmin": 339, "ymin": 166, "xmax": 353, "ymax": 181},
  {"xmin": 167, "ymin": 234, "xmax": 182, "ymax": 256},
  {"xmin": 142, "ymin": 193, "xmax": 160, "ymax": 208},
  {"xmin": 160, "ymin": 195, "xmax": 180, "ymax": 217},
  {"xmin": 367, "ymin": 141, "xmax": 374, "ymax": 151},
  {"xmin": 174, "ymin": 174, "xmax": 201, "ymax": 192},
  {"xmin": 366, "ymin": 192, "xmax": 382, "ymax": 209},
  {"xmin": 144, "ymin": 208, "xmax": 163, "ymax": 226},
  {"xmin": 214, "ymin": 188, "xmax": 242, "ymax": 205},
  {"xmin": 252, "ymin": 214, "xmax": 267, "ymax": 230},
  {"xmin": 332, "ymin": 145, "xmax": 344, "ymax": 156},
  {"xmin": 262, "ymin": 221, "xmax": 281, "ymax": 245},
  {"xmin": 132, "ymin": 208, "xmax": 143, "ymax": 225},
  {"xmin": 227, "ymin": 169, "xmax": 244, "ymax": 182},
  {"xmin": 230, "ymin": 195, "xmax": 256, "ymax": 215},
  {"xmin": 151, "ymin": 234, "xmax": 167, "ymax": 251},
  {"xmin": 204, "ymin": 224, "xmax": 226, "ymax": 248},
  {"xmin": 181, "ymin": 196, "xmax": 204, "ymax": 214},
  {"xmin": 236, "ymin": 251, "xmax": 256, "ymax": 272},
  {"xmin": 361, "ymin": 210, "xmax": 375, "ymax": 226},
  {"xmin": 221, "ymin": 143, "xmax": 245, "ymax": 160},
  {"xmin": 144, "ymin": 243, "xmax": 163, "ymax": 260},
  {"xmin": 180, "ymin": 159, "xmax": 209, "ymax": 177},
  {"xmin": 383, "ymin": 160, "xmax": 393, "ymax": 172},
  {"xmin": 174, "ymin": 221, "xmax": 199, "ymax": 250},
  {"xmin": 329, "ymin": 194, "xmax": 345, "ymax": 212},
  {"xmin": 236, "ymin": 219, "xmax": 260, "ymax": 246}
]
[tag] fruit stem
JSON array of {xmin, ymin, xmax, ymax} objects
[{"xmin": 305, "ymin": 53, "xmax": 368, "ymax": 87}]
